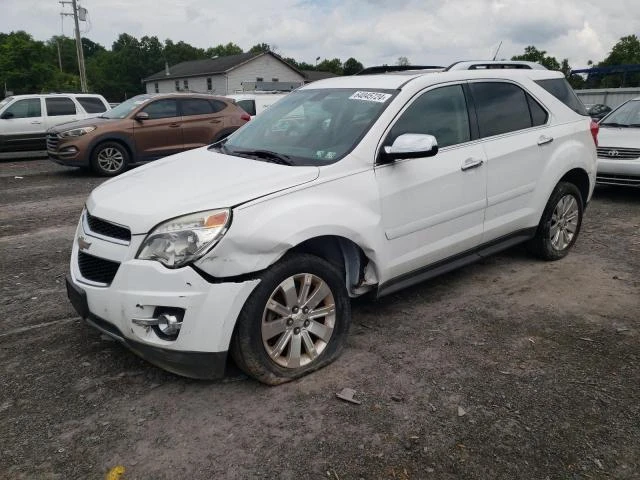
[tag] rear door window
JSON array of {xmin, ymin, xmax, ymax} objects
[
  {"xmin": 470, "ymin": 82, "xmax": 533, "ymax": 137},
  {"xmin": 534, "ymin": 78, "xmax": 588, "ymax": 116},
  {"xmin": 388, "ymin": 84, "xmax": 471, "ymax": 148},
  {"xmin": 77, "ymin": 96, "xmax": 107, "ymax": 113},
  {"xmin": 3, "ymin": 98, "xmax": 42, "ymax": 118},
  {"xmin": 45, "ymin": 97, "xmax": 77, "ymax": 116},
  {"xmin": 180, "ymin": 98, "xmax": 214, "ymax": 116},
  {"xmin": 141, "ymin": 99, "xmax": 178, "ymax": 119}
]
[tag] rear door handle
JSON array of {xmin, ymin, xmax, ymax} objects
[
  {"xmin": 31, "ymin": 121, "xmax": 42, "ymax": 124},
  {"xmin": 168, "ymin": 123, "xmax": 181, "ymax": 128},
  {"xmin": 537, "ymin": 135, "xmax": 554, "ymax": 146},
  {"xmin": 461, "ymin": 158, "xmax": 484, "ymax": 171}
]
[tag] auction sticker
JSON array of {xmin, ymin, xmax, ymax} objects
[{"xmin": 349, "ymin": 91, "xmax": 392, "ymax": 103}]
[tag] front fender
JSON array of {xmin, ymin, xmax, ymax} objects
[{"xmin": 195, "ymin": 170, "xmax": 383, "ymax": 277}]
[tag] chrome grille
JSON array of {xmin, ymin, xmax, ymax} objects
[
  {"xmin": 78, "ymin": 251, "xmax": 120, "ymax": 285},
  {"xmin": 46, "ymin": 133, "xmax": 59, "ymax": 152},
  {"xmin": 85, "ymin": 211, "xmax": 131, "ymax": 242},
  {"xmin": 597, "ymin": 147, "xmax": 640, "ymax": 160}
]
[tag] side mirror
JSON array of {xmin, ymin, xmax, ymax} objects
[
  {"xmin": 134, "ymin": 111, "xmax": 149, "ymax": 121},
  {"xmin": 1, "ymin": 111, "xmax": 14, "ymax": 119},
  {"xmin": 380, "ymin": 133, "xmax": 438, "ymax": 163}
]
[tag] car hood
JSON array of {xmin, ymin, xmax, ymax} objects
[
  {"xmin": 48, "ymin": 116, "xmax": 116, "ymax": 133},
  {"xmin": 86, "ymin": 147, "xmax": 320, "ymax": 234},
  {"xmin": 597, "ymin": 126, "xmax": 640, "ymax": 149}
]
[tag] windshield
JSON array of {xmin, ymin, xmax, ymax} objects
[
  {"xmin": 0, "ymin": 96, "xmax": 14, "ymax": 110},
  {"xmin": 101, "ymin": 95, "xmax": 153, "ymax": 119},
  {"xmin": 600, "ymin": 99, "xmax": 640, "ymax": 127},
  {"xmin": 220, "ymin": 88, "xmax": 396, "ymax": 165}
]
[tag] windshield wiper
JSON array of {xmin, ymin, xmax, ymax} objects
[{"xmin": 232, "ymin": 149, "xmax": 295, "ymax": 166}]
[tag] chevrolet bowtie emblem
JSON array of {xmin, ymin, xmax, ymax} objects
[{"xmin": 78, "ymin": 236, "xmax": 92, "ymax": 251}]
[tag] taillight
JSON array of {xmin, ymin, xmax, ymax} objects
[
  {"xmin": 240, "ymin": 113, "xmax": 251, "ymax": 122},
  {"xmin": 590, "ymin": 119, "xmax": 599, "ymax": 146}
]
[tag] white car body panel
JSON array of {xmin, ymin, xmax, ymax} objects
[
  {"xmin": 67, "ymin": 68, "xmax": 597, "ymax": 376},
  {"xmin": 87, "ymin": 149, "xmax": 319, "ymax": 233}
]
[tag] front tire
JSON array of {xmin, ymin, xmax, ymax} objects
[
  {"xmin": 528, "ymin": 181, "xmax": 583, "ymax": 260},
  {"xmin": 91, "ymin": 141, "xmax": 129, "ymax": 176},
  {"xmin": 231, "ymin": 254, "xmax": 351, "ymax": 385}
]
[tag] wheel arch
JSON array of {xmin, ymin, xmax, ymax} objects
[
  {"xmin": 289, "ymin": 235, "xmax": 375, "ymax": 297},
  {"xmin": 88, "ymin": 134, "xmax": 135, "ymax": 163},
  {"xmin": 559, "ymin": 168, "xmax": 590, "ymax": 207}
]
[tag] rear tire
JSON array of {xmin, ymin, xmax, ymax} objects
[
  {"xmin": 528, "ymin": 181, "xmax": 583, "ymax": 260},
  {"xmin": 91, "ymin": 141, "xmax": 129, "ymax": 176},
  {"xmin": 230, "ymin": 254, "xmax": 351, "ymax": 385}
]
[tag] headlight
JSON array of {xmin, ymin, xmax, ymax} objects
[
  {"xmin": 137, "ymin": 209, "xmax": 231, "ymax": 268},
  {"xmin": 59, "ymin": 126, "xmax": 97, "ymax": 138}
]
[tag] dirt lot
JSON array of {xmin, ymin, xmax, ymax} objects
[{"xmin": 1, "ymin": 159, "xmax": 639, "ymax": 480}]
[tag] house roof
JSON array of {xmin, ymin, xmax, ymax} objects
[
  {"xmin": 143, "ymin": 52, "xmax": 304, "ymax": 82},
  {"xmin": 302, "ymin": 70, "xmax": 339, "ymax": 81}
]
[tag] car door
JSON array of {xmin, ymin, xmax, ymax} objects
[
  {"xmin": 44, "ymin": 96, "xmax": 81, "ymax": 130},
  {"xmin": 133, "ymin": 98, "xmax": 183, "ymax": 160},
  {"xmin": 468, "ymin": 81, "xmax": 550, "ymax": 241},
  {"xmin": 179, "ymin": 98, "xmax": 227, "ymax": 149},
  {"xmin": 375, "ymin": 84, "xmax": 487, "ymax": 280},
  {"xmin": 0, "ymin": 97, "xmax": 46, "ymax": 153}
]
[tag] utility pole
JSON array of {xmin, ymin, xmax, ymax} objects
[{"xmin": 60, "ymin": 0, "xmax": 88, "ymax": 92}]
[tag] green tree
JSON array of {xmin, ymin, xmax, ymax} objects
[
  {"xmin": 163, "ymin": 39, "xmax": 206, "ymax": 65},
  {"xmin": 0, "ymin": 31, "xmax": 58, "ymax": 94},
  {"xmin": 511, "ymin": 46, "xmax": 561, "ymax": 70},
  {"xmin": 206, "ymin": 42, "xmax": 243, "ymax": 58},
  {"xmin": 600, "ymin": 35, "xmax": 640, "ymax": 65},
  {"xmin": 343, "ymin": 57, "xmax": 364, "ymax": 75},
  {"xmin": 249, "ymin": 43, "xmax": 271, "ymax": 54},
  {"xmin": 317, "ymin": 58, "xmax": 343, "ymax": 75}
]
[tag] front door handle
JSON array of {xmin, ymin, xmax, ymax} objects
[
  {"xmin": 537, "ymin": 135, "xmax": 554, "ymax": 146},
  {"xmin": 168, "ymin": 123, "xmax": 181, "ymax": 128},
  {"xmin": 31, "ymin": 121, "xmax": 42, "ymax": 124},
  {"xmin": 461, "ymin": 158, "xmax": 484, "ymax": 171}
]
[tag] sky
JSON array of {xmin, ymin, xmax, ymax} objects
[{"xmin": 1, "ymin": 0, "xmax": 639, "ymax": 69}]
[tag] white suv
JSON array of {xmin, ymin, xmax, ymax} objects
[
  {"xmin": 0, "ymin": 93, "xmax": 110, "ymax": 158},
  {"xmin": 66, "ymin": 69, "xmax": 597, "ymax": 384}
]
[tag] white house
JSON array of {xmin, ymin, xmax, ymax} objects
[{"xmin": 142, "ymin": 52, "xmax": 306, "ymax": 95}]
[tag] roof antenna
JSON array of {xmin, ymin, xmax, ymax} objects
[{"xmin": 492, "ymin": 41, "xmax": 503, "ymax": 61}]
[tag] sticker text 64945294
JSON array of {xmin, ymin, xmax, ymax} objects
[{"xmin": 349, "ymin": 91, "xmax": 392, "ymax": 103}]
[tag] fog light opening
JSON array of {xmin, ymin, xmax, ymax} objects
[
  {"xmin": 157, "ymin": 313, "xmax": 182, "ymax": 335},
  {"xmin": 152, "ymin": 307, "xmax": 185, "ymax": 341}
]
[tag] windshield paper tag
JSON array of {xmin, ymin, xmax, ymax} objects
[{"xmin": 349, "ymin": 91, "xmax": 392, "ymax": 103}]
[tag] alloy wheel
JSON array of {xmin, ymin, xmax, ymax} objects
[
  {"xmin": 261, "ymin": 273, "xmax": 336, "ymax": 369},
  {"xmin": 550, "ymin": 194, "xmax": 579, "ymax": 250},
  {"xmin": 97, "ymin": 147, "xmax": 124, "ymax": 173}
]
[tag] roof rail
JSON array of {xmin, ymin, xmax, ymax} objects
[
  {"xmin": 356, "ymin": 65, "xmax": 444, "ymax": 75},
  {"xmin": 445, "ymin": 60, "xmax": 547, "ymax": 71}
]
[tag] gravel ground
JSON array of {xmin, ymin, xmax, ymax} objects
[{"xmin": 1, "ymin": 159, "xmax": 639, "ymax": 480}]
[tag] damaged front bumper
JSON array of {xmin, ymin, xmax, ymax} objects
[{"xmin": 67, "ymin": 224, "xmax": 260, "ymax": 379}]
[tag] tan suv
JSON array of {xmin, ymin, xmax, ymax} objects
[{"xmin": 47, "ymin": 93, "xmax": 249, "ymax": 176}]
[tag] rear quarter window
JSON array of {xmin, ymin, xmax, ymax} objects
[
  {"xmin": 535, "ymin": 78, "xmax": 588, "ymax": 116},
  {"xmin": 236, "ymin": 99, "xmax": 256, "ymax": 116}
]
